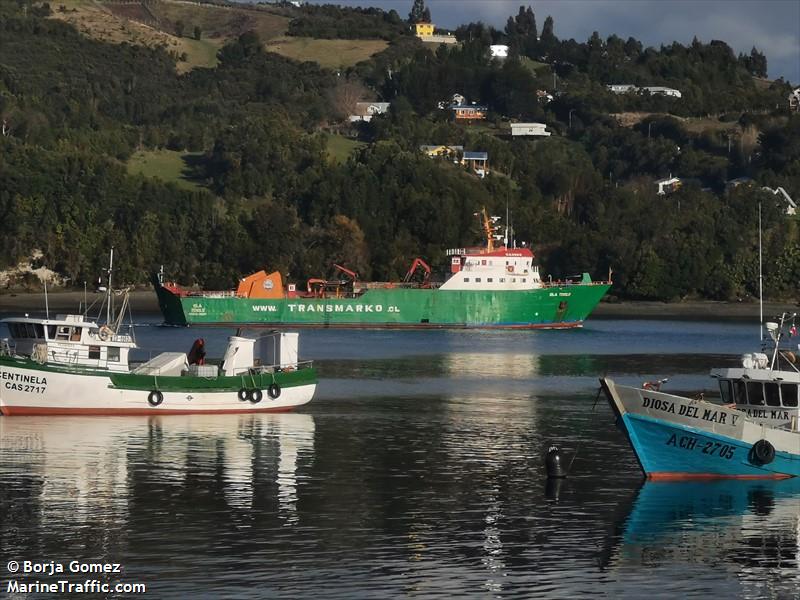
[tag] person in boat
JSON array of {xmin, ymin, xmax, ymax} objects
[{"xmin": 187, "ymin": 338, "xmax": 206, "ymax": 365}]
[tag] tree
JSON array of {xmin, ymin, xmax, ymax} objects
[
  {"xmin": 408, "ymin": 0, "xmax": 427, "ymax": 23},
  {"xmin": 174, "ymin": 20, "xmax": 185, "ymax": 38},
  {"xmin": 193, "ymin": 26, "xmax": 202, "ymax": 41}
]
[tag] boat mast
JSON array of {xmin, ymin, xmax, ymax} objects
[
  {"xmin": 106, "ymin": 247, "xmax": 114, "ymax": 327},
  {"xmin": 759, "ymin": 202, "xmax": 763, "ymax": 341}
]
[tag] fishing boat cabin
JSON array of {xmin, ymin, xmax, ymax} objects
[{"xmin": 1, "ymin": 314, "xmax": 136, "ymax": 372}]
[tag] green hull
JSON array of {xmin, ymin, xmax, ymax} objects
[{"xmin": 155, "ymin": 283, "xmax": 611, "ymax": 329}]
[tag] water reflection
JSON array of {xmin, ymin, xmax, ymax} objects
[
  {"xmin": 611, "ymin": 479, "xmax": 800, "ymax": 597},
  {"xmin": 0, "ymin": 414, "xmax": 315, "ymax": 548}
]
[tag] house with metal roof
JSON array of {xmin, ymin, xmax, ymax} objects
[{"xmin": 462, "ymin": 151, "xmax": 488, "ymax": 178}]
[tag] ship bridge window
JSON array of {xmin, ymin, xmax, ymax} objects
[
  {"xmin": 47, "ymin": 325, "xmax": 56, "ymax": 339},
  {"xmin": 464, "ymin": 277, "xmax": 470, "ymax": 282},
  {"xmin": 719, "ymin": 380, "xmax": 733, "ymax": 404},
  {"xmin": 56, "ymin": 326, "xmax": 71, "ymax": 341},
  {"xmin": 719, "ymin": 379, "xmax": 734, "ymax": 404},
  {"xmin": 781, "ymin": 384, "xmax": 798, "ymax": 407},
  {"xmin": 108, "ymin": 347, "xmax": 120, "ymax": 362},
  {"xmin": 88, "ymin": 346, "xmax": 101, "ymax": 360},
  {"xmin": 746, "ymin": 381, "xmax": 765, "ymax": 405},
  {"xmin": 475, "ymin": 278, "xmax": 482, "ymax": 283},
  {"xmin": 733, "ymin": 380, "xmax": 747, "ymax": 404},
  {"xmin": 764, "ymin": 382, "xmax": 780, "ymax": 406},
  {"xmin": 487, "ymin": 278, "xmax": 493, "ymax": 283}
]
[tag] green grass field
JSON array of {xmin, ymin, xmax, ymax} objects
[
  {"xmin": 520, "ymin": 56, "xmax": 550, "ymax": 75},
  {"xmin": 266, "ymin": 37, "xmax": 388, "ymax": 69},
  {"xmin": 127, "ymin": 149, "xmax": 206, "ymax": 192},
  {"xmin": 325, "ymin": 135, "xmax": 366, "ymax": 164}
]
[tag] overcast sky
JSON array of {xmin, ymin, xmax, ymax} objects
[{"xmin": 305, "ymin": 0, "xmax": 800, "ymax": 83}]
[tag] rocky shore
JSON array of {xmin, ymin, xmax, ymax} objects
[{"xmin": 0, "ymin": 290, "xmax": 795, "ymax": 322}]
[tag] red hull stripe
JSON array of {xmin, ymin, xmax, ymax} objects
[
  {"xmin": 648, "ymin": 472, "xmax": 793, "ymax": 481},
  {"xmin": 1, "ymin": 406, "xmax": 296, "ymax": 416}
]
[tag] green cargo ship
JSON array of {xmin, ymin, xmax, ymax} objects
[{"xmin": 154, "ymin": 214, "xmax": 611, "ymax": 329}]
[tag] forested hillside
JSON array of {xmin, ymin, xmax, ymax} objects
[{"xmin": 1, "ymin": 0, "xmax": 798, "ymax": 301}]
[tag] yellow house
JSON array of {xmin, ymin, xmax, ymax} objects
[{"xmin": 415, "ymin": 22, "xmax": 434, "ymax": 37}]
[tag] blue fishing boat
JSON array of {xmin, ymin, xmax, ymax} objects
[{"xmin": 601, "ymin": 314, "xmax": 800, "ymax": 480}]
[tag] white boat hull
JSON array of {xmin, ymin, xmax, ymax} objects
[{"xmin": 0, "ymin": 363, "xmax": 315, "ymax": 415}]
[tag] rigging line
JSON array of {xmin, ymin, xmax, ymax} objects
[{"xmin": 567, "ymin": 383, "xmax": 604, "ymax": 473}]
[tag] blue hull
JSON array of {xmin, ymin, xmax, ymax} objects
[{"xmin": 621, "ymin": 414, "xmax": 800, "ymax": 479}]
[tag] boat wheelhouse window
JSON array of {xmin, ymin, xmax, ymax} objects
[
  {"xmin": 88, "ymin": 346, "xmax": 101, "ymax": 360},
  {"xmin": 719, "ymin": 380, "xmax": 733, "ymax": 404},
  {"xmin": 487, "ymin": 278, "xmax": 493, "ymax": 283},
  {"xmin": 70, "ymin": 328, "xmax": 82, "ymax": 342},
  {"xmin": 475, "ymin": 278, "xmax": 482, "ymax": 283},
  {"xmin": 499, "ymin": 278, "xmax": 505, "ymax": 283},
  {"xmin": 56, "ymin": 326, "xmax": 71, "ymax": 341},
  {"xmin": 747, "ymin": 381, "xmax": 765, "ymax": 405},
  {"xmin": 781, "ymin": 384, "xmax": 798, "ymax": 407},
  {"xmin": 47, "ymin": 325, "xmax": 56, "ymax": 339},
  {"xmin": 25, "ymin": 323, "xmax": 36, "ymax": 338},
  {"xmin": 522, "ymin": 278, "xmax": 527, "ymax": 283},
  {"xmin": 464, "ymin": 278, "xmax": 470, "ymax": 282},
  {"xmin": 764, "ymin": 382, "xmax": 780, "ymax": 407},
  {"xmin": 733, "ymin": 380, "xmax": 747, "ymax": 404},
  {"xmin": 34, "ymin": 324, "xmax": 44, "ymax": 338},
  {"xmin": 108, "ymin": 347, "xmax": 120, "ymax": 362}
]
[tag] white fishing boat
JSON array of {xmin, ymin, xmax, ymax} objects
[
  {"xmin": 0, "ymin": 251, "xmax": 316, "ymax": 416},
  {"xmin": 601, "ymin": 314, "xmax": 800, "ymax": 479}
]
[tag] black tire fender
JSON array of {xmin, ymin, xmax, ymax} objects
[
  {"xmin": 147, "ymin": 390, "xmax": 163, "ymax": 407},
  {"xmin": 238, "ymin": 388, "xmax": 250, "ymax": 402},
  {"xmin": 268, "ymin": 383, "xmax": 281, "ymax": 399},
  {"xmin": 250, "ymin": 389, "xmax": 263, "ymax": 404},
  {"xmin": 750, "ymin": 439, "xmax": 776, "ymax": 465}
]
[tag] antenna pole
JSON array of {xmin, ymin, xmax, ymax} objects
[
  {"xmin": 504, "ymin": 203, "xmax": 509, "ymax": 249},
  {"xmin": 44, "ymin": 277, "xmax": 49, "ymax": 320},
  {"xmin": 759, "ymin": 201, "xmax": 763, "ymax": 341},
  {"xmin": 83, "ymin": 281, "xmax": 87, "ymax": 317}
]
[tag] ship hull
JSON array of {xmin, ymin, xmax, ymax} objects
[
  {"xmin": 601, "ymin": 378, "xmax": 800, "ymax": 480},
  {"xmin": 0, "ymin": 357, "xmax": 317, "ymax": 416},
  {"xmin": 155, "ymin": 284, "xmax": 611, "ymax": 328}
]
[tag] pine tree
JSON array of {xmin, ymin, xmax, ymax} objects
[{"xmin": 408, "ymin": 0, "xmax": 427, "ymax": 23}]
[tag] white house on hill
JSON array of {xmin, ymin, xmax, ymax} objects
[
  {"xmin": 348, "ymin": 102, "xmax": 390, "ymax": 123},
  {"xmin": 510, "ymin": 122, "xmax": 551, "ymax": 137},
  {"xmin": 608, "ymin": 84, "xmax": 681, "ymax": 98},
  {"xmin": 490, "ymin": 45, "xmax": 509, "ymax": 59}
]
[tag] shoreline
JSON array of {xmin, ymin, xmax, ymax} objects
[{"xmin": 0, "ymin": 291, "xmax": 795, "ymax": 322}]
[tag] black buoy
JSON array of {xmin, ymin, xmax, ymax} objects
[{"xmin": 545, "ymin": 445, "xmax": 567, "ymax": 478}]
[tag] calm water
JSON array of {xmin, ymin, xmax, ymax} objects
[{"xmin": 1, "ymin": 318, "xmax": 798, "ymax": 598}]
